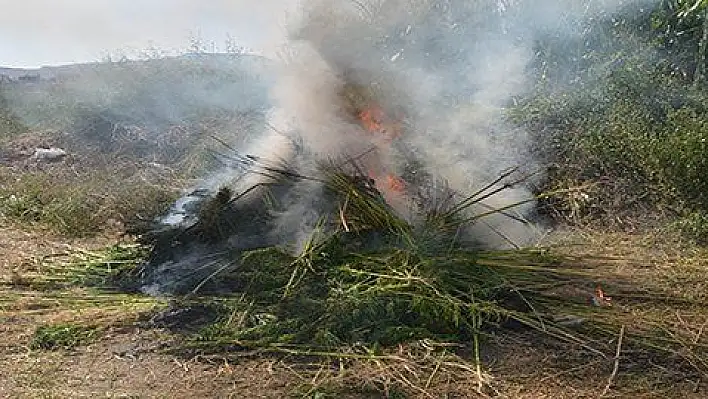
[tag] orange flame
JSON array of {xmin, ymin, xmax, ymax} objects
[
  {"xmin": 359, "ymin": 106, "xmax": 385, "ymax": 134},
  {"xmin": 358, "ymin": 104, "xmax": 402, "ymax": 142},
  {"xmin": 591, "ymin": 285, "xmax": 613, "ymax": 307},
  {"xmin": 369, "ymin": 172, "xmax": 406, "ymax": 195},
  {"xmin": 359, "ymin": 103, "xmax": 406, "ymax": 200},
  {"xmin": 385, "ymin": 174, "xmax": 406, "ymax": 193}
]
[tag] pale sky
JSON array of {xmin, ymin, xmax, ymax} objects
[{"xmin": 0, "ymin": 0, "xmax": 298, "ymax": 68}]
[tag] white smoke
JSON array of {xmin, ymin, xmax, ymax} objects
[
  {"xmin": 246, "ymin": 0, "xmax": 545, "ymax": 248},
  {"xmin": 135, "ymin": 0, "xmax": 658, "ymax": 292}
]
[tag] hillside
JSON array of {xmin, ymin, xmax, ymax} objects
[{"xmin": 1, "ymin": 53, "xmax": 273, "ymax": 81}]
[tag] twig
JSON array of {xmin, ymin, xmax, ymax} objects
[
  {"xmin": 339, "ymin": 195, "xmax": 351, "ymax": 232},
  {"xmin": 692, "ymin": 319, "xmax": 707, "ymax": 345},
  {"xmin": 424, "ymin": 360, "xmax": 442, "ymax": 389},
  {"xmin": 472, "ymin": 313, "xmax": 485, "ymax": 395},
  {"xmin": 601, "ymin": 325, "xmax": 625, "ymax": 398}
]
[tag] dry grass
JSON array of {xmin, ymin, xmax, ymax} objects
[
  {"xmin": 0, "ymin": 131, "xmax": 186, "ymax": 237},
  {"xmin": 547, "ymin": 226, "xmax": 708, "ymax": 302}
]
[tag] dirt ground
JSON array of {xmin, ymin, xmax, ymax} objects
[{"xmin": 1, "ymin": 220, "xmax": 707, "ymax": 398}]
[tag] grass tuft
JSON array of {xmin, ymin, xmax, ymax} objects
[{"xmin": 30, "ymin": 323, "xmax": 101, "ymax": 350}]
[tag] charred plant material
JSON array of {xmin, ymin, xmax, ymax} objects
[{"xmin": 195, "ymin": 186, "xmax": 235, "ymax": 241}]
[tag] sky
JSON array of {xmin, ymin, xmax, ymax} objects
[{"xmin": 0, "ymin": 0, "xmax": 297, "ymax": 68}]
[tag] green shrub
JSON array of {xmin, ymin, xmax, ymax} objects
[
  {"xmin": 514, "ymin": 61, "xmax": 708, "ymax": 224},
  {"xmin": 671, "ymin": 211, "xmax": 708, "ymax": 244},
  {"xmin": 509, "ymin": 1, "xmax": 708, "ymax": 227}
]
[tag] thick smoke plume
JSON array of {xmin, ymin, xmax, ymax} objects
[
  {"xmin": 261, "ymin": 0, "xmax": 544, "ymax": 249},
  {"xmin": 6, "ymin": 1, "xmax": 656, "ymax": 294},
  {"xmin": 255, "ymin": 0, "xmax": 655, "ymax": 249},
  {"xmin": 144, "ymin": 0, "xmax": 660, "ymax": 293}
]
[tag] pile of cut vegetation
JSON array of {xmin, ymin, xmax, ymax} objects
[{"xmin": 109, "ymin": 160, "xmax": 707, "ymax": 396}]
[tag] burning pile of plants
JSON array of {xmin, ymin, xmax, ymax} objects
[
  {"xmin": 124, "ymin": 75, "xmax": 707, "ymax": 392},
  {"xmin": 135, "ymin": 69, "xmax": 536, "ymax": 292}
]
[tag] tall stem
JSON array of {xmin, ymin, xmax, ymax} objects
[{"xmin": 694, "ymin": 5, "xmax": 708, "ymax": 85}]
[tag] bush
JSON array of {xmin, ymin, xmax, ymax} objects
[
  {"xmin": 671, "ymin": 211, "xmax": 708, "ymax": 245},
  {"xmin": 507, "ymin": 1, "xmax": 708, "ymax": 231},
  {"xmin": 0, "ymin": 85, "xmax": 27, "ymax": 141},
  {"xmin": 514, "ymin": 61, "xmax": 708, "ymax": 225}
]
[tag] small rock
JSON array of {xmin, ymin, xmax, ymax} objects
[{"xmin": 32, "ymin": 147, "xmax": 67, "ymax": 162}]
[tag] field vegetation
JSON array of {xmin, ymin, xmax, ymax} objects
[{"xmin": 1, "ymin": 1, "xmax": 708, "ymax": 397}]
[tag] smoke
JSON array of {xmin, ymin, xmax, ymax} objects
[
  {"xmin": 3, "ymin": 1, "xmax": 660, "ymax": 292},
  {"xmin": 130, "ymin": 0, "xmax": 663, "ymax": 295},
  {"xmin": 254, "ymin": 0, "xmax": 542, "ymax": 248},
  {"xmin": 256, "ymin": 0, "xmax": 658, "ymax": 248},
  {"xmin": 147, "ymin": 0, "xmax": 658, "ymax": 257}
]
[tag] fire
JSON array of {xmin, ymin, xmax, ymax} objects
[
  {"xmin": 385, "ymin": 174, "xmax": 406, "ymax": 193},
  {"xmin": 367, "ymin": 170, "xmax": 404, "ymax": 192},
  {"xmin": 358, "ymin": 104, "xmax": 402, "ymax": 143},
  {"xmin": 359, "ymin": 106, "xmax": 385, "ymax": 134},
  {"xmin": 358, "ymin": 103, "xmax": 407, "ymax": 200},
  {"xmin": 591, "ymin": 285, "xmax": 613, "ymax": 307}
]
